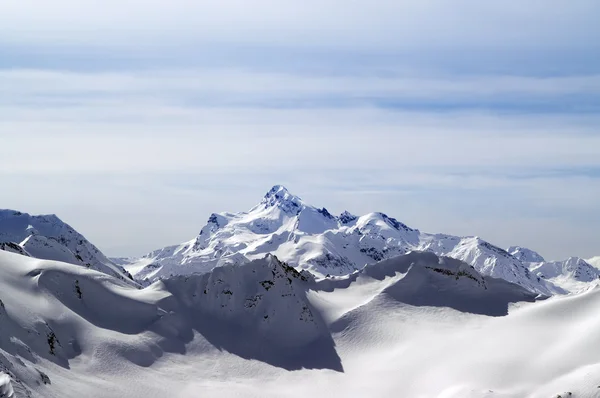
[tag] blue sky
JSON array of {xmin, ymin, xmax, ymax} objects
[{"xmin": 1, "ymin": 0, "xmax": 599, "ymax": 259}]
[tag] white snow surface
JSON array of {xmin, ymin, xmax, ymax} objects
[
  {"xmin": 587, "ymin": 256, "xmax": 600, "ymax": 269},
  {"xmin": 0, "ymin": 209, "xmax": 135, "ymax": 285},
  {"xmin": 1, "ymin": 249, "xmax": 600, "ymax": 398},
  {"xmin": 0, "ymin": 373, "xmax": 15, "ymax": 398},
  {"xmin": 0, "ymin": 242, "xmax": 30, "ymax": 257},
  {"xmin": 508, "ymin": 246, "xmax": 545, "ymax": 263},
  {"xmin": 126, "ymin": 186, "xmax": 568, "ymax": 295}
]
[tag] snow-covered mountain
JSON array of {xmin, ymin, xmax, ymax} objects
[
  {"xmin": 0, "ymin": 248, "xmax": 334, "ymax": 397},
  {"xmin": 0, "ymin": 209, "xmax": 134, "ymax": 284},
  {"xmin": 314, "ymin": 250, "xmax": 539, "ymax": 317},
  {"xmin": 2, "ymin": 248, "xmax": 600, "ymax": 397},
  {"xmin": 126, "ymin": 185, "xmax": 558, "ymax": 295},
  {"xmin": 505, "ymin": 246, "xmax": 600, "ymax": 292},
  {"xmin": 528, "ymin": 257, "xmax": 600, "ymax": 293},
  {"xmin": 508, "ymin": 246, "xmax": 545, "ymax": 263}
]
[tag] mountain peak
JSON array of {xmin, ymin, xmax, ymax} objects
[
  {"xmin": 339, "ymin": 211, "xmax": 357, "ymax": 224},
  {"xmin": 264, "ymin": 185, "xmax": 295, "ymax": 199},
  {"xmin": 508, "ymin": 246, "xmax": 545, "ymax": 263},
  {"xmin": 260, "ymin": 185, "xmax": 304, "ymax": 214}
]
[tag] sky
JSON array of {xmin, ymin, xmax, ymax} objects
[{"xmin": 1, "ymin": 0, "xmax": 599, "ymax": 260}]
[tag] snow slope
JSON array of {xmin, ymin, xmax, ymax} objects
[
  {"xmin": 20, "ymin": 235, "xmax": 82, "ymax": 265},
  {"xmin": 508, "ymin": 246, "xmax": 545, "ymax": 263},
  {"xmin": 587, "ymin": 256, "xmax": 600, "ymax": 269},
  {"xmin": 1, "ymin": 249, "xmax": 599, "ymax": 397},
  {"xmin": 128, "ymin": 186, "xmax": 558, "ymax": 295},
  {"xmin": 0, "ymin": 242, "xmax": 30, "ymax": 257},
  {"xmin": 0, "ymin": 209, "xmax": 134, "ymax": 284},
  {"xmin": 0, "ymin": 249, "xmax": 333, "ymax": 397}
]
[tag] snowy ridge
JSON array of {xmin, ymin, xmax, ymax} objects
[
  {"xmin": 529, "ymin": 257, "xmax": 600, "ymax": 293},
  {"xmin": 0, "ymin": 242, "xmax": 30, "ymax": 257},
  {"xmin": 0, "ymin": 249, "xmax": 337, "ymax": 397},
  {"xmin": 508, "ymin": 246, "xmax": 545, "ymax": 263},
  {"xmin": 128, "ymin": 186, "xmax": 559, "ymax": 295},
  {"xmin": 20, "ymin": 235, "xmax": 82, "ymax": 265},
  {"xmin": 0, "ymin": 209, "xmax": 135, "ymax": 285},
  {"xmin": 162, "ymin": 254, "xmax": 334, "ymax": 355},
  {"xmin": 2, "ymin": 249, "xmax": 600, "ymax": 397},
  {"xmin": 312, "ymin": 251, "xmax": 539, "ymax": 317},
  {"xmin": 532, "ymin": 257, "xmax": 600, "ymax": 282}
]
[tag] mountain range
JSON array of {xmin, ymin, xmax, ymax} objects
[
  {"xmin": 1, "ymin": 185, "xmax": 600, "ymax": 397},
  {"xmin": 1, "ymin": 186, "xmax": 598, "ymax": 297},
  {"xmin": 114, "ymin": 185, "xmax": 599, "ymax": 295}
]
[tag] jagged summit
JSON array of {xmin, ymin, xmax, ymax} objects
[
  {"xmin": 258, "ymin": 185, "xmax": 305, "ymax": 214},
  {"xmin": 119, "ymin": 186, "xmax": 597, "ymax": 295},
  {"xmin": 339, "ymin": 211, "xmax": 357, "ymax": 224},
  {"xmin": 265, "ymin": 185, "xmax": 292, "ymax": 197}
]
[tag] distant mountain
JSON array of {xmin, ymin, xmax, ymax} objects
[
  {"xmin": 0, "ymin": 209, "xmax": 135, "ymax": 285},
  {"xmin": 125, "ymin": 185, "xmax": 562, "ymax": 295},
  {"xmin": 508, "ymin": 246, "xmax": 545, "ymax": 263},
  {"xmin": 529, "ymin": 257, "xmax": 600, "ymax": 293}
]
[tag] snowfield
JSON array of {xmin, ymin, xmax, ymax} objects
[{"xmin": 1, "ymin": 249, "xmax": 600, "ymax": 398}]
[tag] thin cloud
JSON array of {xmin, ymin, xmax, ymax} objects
[
  {"xmin": 1, "ymin": 1, "xmax": 598, "ymax": 49},
  {"xmin": 2, "ymin": 69, "xmax": 600, "ymax": 99},
  {"xmin": 1, "ymin": 0, "xmax": 598, "ymax": 261}
]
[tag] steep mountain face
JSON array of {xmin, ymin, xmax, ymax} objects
[
  {"xmin": 0, "ymin": 209, "xmax": 134, "ymax": 285},
  {"xmin": 162, "ymin": 254, "xmax": 330, "ymax": 351},
  {"xmin": 126, "ymin": 186, "xmax": 558, "ymax": 295},
  {"xmin": 0, "ymin": 249, "xmax": 337, "ymax": 397}
]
